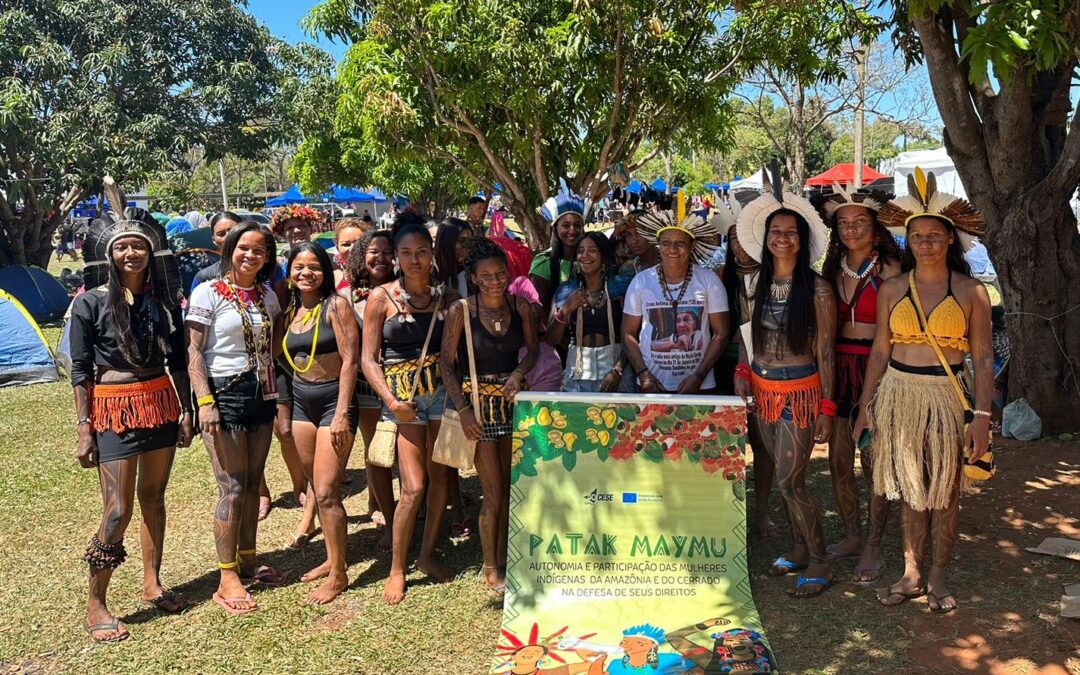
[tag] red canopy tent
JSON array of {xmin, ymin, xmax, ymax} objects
[{"xmin": 805, "ymin": 163, "xmax": 887, "ymax": 187}]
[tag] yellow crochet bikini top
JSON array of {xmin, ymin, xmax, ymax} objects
[{"xmin": 889, "ymin": 273, "xmax": 969, "ymax": 352}]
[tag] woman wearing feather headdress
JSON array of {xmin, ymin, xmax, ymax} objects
[
  {"xmin": 817, "ymin": 183, "xmax": 903, "ymax": 584},
  {"xmin": 733, "ymin": 167, "xmax": 837, "ymax": 598},
  {"xmin": 70, "ymin": 178, "xmax": 193, "ymax": 640},
  {"xmin": 852, "ymin": 168, "xmax": 993, "ymax": 613}
]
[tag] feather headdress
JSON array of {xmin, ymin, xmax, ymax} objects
[
  {"xmin": 735, "ymin": 162, "xmax": 829, "ymax": 264},
  {"xmin": 635, "ymin": 210, "xmax": 721, "ymax": 266},
  {"xmin": 820, "ymin": 181, "xmax": 890, "ymax": 222},
  {"xmin": 709, "ymin": 195, "xmax": 741, "ymax": 235},
  {"xmin": 83, "ymin": 176, "xmax": 183, "ymax": 307},
  {"xmin": 493, "ymin": 623, "xmax": 596, "ymax": 670},
  {"xmin": 539, "ymin": 178, "xmax": 589, "ymax": 224},
  {"xmin": 877, "ymin": 167, "xmax": 985, "ymax": 251}
]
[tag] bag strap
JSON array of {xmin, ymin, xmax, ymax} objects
[
  {"xmin": 460, "ymin": 298, "xmax": 483, "ymax": 423},
  {"xmin": 406, "ymin": 294, "xmax": 441, "ymax": 401},
  {"xmin": 907, "ymin": 271, "xmax": 970, "ymax": 411}
]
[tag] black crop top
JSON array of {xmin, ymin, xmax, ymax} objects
[
  {"xmin": 460, "ymin": 296, "xmax": 525, "ymax": 376},
  {"xmin": 284, "ymin": 301, "xmax": 339, "ymax": 360},
  {"xmin": 381, "ymin": 288, "xmax": 444, "ymax": 363},
  {"xmin": 69, "ymin": 288, "xmax": 186, "ymax": 387},
  {"xmin": 569, "ymin": 296, "xmax": 624, "ymax": 345}
]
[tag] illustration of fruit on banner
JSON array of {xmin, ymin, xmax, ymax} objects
[{"xmin": 495, "ymin": 394, "xmax": 775, "ymax": 674}]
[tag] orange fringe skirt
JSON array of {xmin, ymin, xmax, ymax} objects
[
  {"xmin": 92, "ymin": 375, "xmax": 181, "ymax": 434},
  {"xmin": 750, "ymin": 368, "xmax": 822, "ymax": 429}
]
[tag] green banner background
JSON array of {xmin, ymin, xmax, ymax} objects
[{"xmin": 492, "ymin": 394, "xmax": 776, "ymax": 674}]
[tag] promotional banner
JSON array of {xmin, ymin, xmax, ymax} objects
[{"xmin": 492, "ymin": 393, "xmax": 776, "ymax": 675}]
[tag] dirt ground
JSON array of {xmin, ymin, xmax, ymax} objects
[{"xmin": 747, "ymin": 436, "xmax": 1080, "ymax": 674}]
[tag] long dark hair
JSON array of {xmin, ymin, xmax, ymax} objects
[
  {"xmin": 285, "ymin": 242, "xmax": 337, "ymax": 306},
  {"xmin": 433, "ymin": 217, "xmax": 471, "ymax": 287},
  {"xmin": 752, "ymin": 209, "xmax": 818, "ymax": 357},
  {"xmin": 346, "ymin": 229, "xmax": 393, "ymax": 290},
  {"xmin": 821, "ymin": 211, "xmax": 903, "ymax": 282},
  {"xmin": 572, "ymin": 231, "xmax": 617, "ymax": 284},
  {"xmin": 721, "ymin": 229, "xmax": 755, "ymax": 324},
  {"xmin": 106, "ymin": 235, "xmax": 168, "ymax": 367},
  {"xmin": 546, "ymin": 213, "xmax": 580, "ymax": 305},
  {"xmin": 218, "ymin": 221, "xmax": 278, "ymax": 284},
  {"xmin": 901, "ymin": 216, "xmax": 972, "ymax": 276}
]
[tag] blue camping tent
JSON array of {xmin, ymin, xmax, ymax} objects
[
  {"xmin": 0, "ymin": 265, "xmax": 70, "ymax": 322},
  {"xmin": 0, "ymin": 290, "xmax": 59, "ymax": 387},
  {"xmin": 266, "ymin": 185, "xmax": 309, "ymax": 207},
  {"xmin": 165, "ymin": 217, "xmax": 193, "ymax": 236}
]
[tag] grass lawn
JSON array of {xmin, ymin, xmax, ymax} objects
[{"xmin": 0, "ymin": 263, "xmax": 1075, "ymax": 673}]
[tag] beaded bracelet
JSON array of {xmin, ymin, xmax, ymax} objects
[
  {"xmin": 819, "ymin": 399, "xmax": 838, "ymax": 417},
  {"xmin": 734, "ymin": 363, "xmax": 752, "ymax": 382},
  {"xmin": 196, "ymin": 394, "xmax": 216, "ymax": 407},
  {"xmin": 972, "ymin": 410, "xmax": 992, "ymax": 418}
]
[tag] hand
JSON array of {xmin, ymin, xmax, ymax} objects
[
  {"xmin": 330, "ymin": 412, "xmax": 354, "ymax": 455},
  {"xmin": 274, "ymin": 404, "xmax": 293, "ymax": 440},
  {"xmin": 389, "ymin": 399, "xmax": 418, "ymax": 424},
  {"xmin": 459, "ymin": 407, "xmax": 483, "ymax": 441},
  {"xmin": 75, "ymin": 428, "xmax": 98, "ymax": 468},
  {"xmin": 599, "ymin": 369, "xmax": 622, "ymax": 393},
  {"xmin": 676, "ymin": 373, "xmax": 703, "ymax": 394},
  {"xmin": 561, "ymin": 289, "xmax": 587, "ymax": 314},
  {"xmin": 676, "ymin": 333, "xmax": 693, "ymax": 351},
  {"xmin": 504, "ymin": 373, "xmax": 525, "ymax": 402},
  {"xmin": 813, "ymin": 414, "xmax": 834, "ymax": 444},
  {"xmin": 177, "ymin": 412, "xmax": 195, "ymax": 448},
  {"xmin": 639, "ymin": 371, "xmax": 663, "ymax": 394},
  {"xmin": 851, "ymin": 409, "xmax": 869, "ymax": 446},
  {"xmin": 734, "ymin": 376, "xmax": 752, "ymax": 406},
  {"xmin": 965, "ymin": 416, "xmax": 991, "ymax": 463},
  {"xmin": 200, "ymin": 403, "xmax": 222, "ymax": 437}
]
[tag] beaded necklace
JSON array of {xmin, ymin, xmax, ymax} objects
[
  {"xmin": 213, "ymin": 278, "xmax": 271, "ymax": 391},
  {"xmin": 657, "ymin": 264, "xmax": 693, "ymax": 311}
]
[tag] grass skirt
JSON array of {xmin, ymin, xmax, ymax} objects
[{"xmin": 869, "ymin": 366, "xmax": 971, "ymax": 510}]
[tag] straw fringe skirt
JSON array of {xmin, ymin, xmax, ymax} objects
[{"xmin": 869, "ymin": 367, "xmax": 972, "ymax": 511}]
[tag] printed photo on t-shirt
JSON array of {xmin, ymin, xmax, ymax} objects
[{"xmin": 648, "ymin": 306, "xmax": 705, "ymax": 353}]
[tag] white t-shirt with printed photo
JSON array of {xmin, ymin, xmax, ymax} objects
[
  {"xmin": 624, "ymin": 265, "xmax": 729, "ymax": 391},
  {"xmin": 187, "ymin": 281, "xmax": 281, "ymax": 378}
]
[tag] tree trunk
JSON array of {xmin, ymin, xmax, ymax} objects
[
  {"xmin": 989, "ymin": 204, "xmax": 1080, "ymax": 433},
  {"xmin": 508, "ymin": 204, "xmax": 549, "ymax": 250}
]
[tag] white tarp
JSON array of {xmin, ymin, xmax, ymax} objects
[
  {"xmin": 728, "ymin": 168, "xmax": 764, "ymax": 191},
  {"xmin": 892, "ymin": 147, "xmax": 967, "ymax": 199}
]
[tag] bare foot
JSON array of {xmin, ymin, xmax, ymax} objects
[
  {"xmin": 852, "ymin": 545, "xmax": 886, "ymax": 584},
  {"xmin": 482, "ymin": 566, "xmax": 506, "ymax": 593},
  {"xmin": 217, "ymin": 573, "xmax": 256, "ymax": 611},
  {"xmin": 827, "ymin": 535, "xmax": 864, "ymax": 560},
  {"xmin": 307, "ymin": 570, "xmax": 349, "ymax": 605},
  {"xmin": 371, "ymin": 510, "xmax": 386, "ymax": 528},
  {"xmin": 756, "ymin": 515, "xmax": 781, "ymax": 539},
  {"xmin": 417, "ymin": 555, "xmax": 452, "ymax": 583},
  {"xmin": 301, "ymin": 560, "xmax": 331, "ymax": 583},
  {"xmin": 377, "ymin": 528, "xmax": 393, "ymax": 553},
  {"xmin": 383, "ymin": 571, "xmax": 407, "ymax": 604}
]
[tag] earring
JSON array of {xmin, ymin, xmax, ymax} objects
[{"xmin": 430, "ymin": 260, "xmax": 440, "ymax": 275}]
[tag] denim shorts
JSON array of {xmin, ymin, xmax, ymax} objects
[
  {"xmin": 561, "ymin": 363, "xmax": 638, "ymax": 393},
  {"xmin": 751, "ymin": 362, "xmax": 818, "ymax": 422},
  {"xmin": 354, "ymin": 379, "xmax": 382, "ymax": 410},
  {"xmin": 380, "ymin": 387, "xmax": 445, "ymax": 425}
]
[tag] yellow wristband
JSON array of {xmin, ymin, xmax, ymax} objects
[{"xmin": 197, "ymin": 394, "xmax": 216, "ymax": 407}]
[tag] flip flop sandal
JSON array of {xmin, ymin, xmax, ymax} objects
[
  {"xmin": 143, "ymin": 590, "xmax": 189, "ymax": 614},
  {"xmin": 213, "ymin": 591, "xmax": 258, "ymax": 616},
  {"xmin": 851, "ymin": 562, "xmax": 887, "ymax": 586},
  {"xmin": 768, "ymin": 556, "xmax": 808, "ymax": 577},
  {"xmin": 787, "ymin": 575, "xmax": 835, "ymax": 599},
  {"xmin": 450, "ymin": 515, "xmax": 474, "ymax": 539},
  {"xmin": 927, "ymin": 592, "xmax": 958, "ymax": 614},
  {"xmin": 257, "ymin": 499, "xmax": 272, "ymax": 521},
  {"xmin": 877, "ymin": 585, "xmax": 926, "ymax": 607},
  {"xmin": 826, "ymin": 544, "xmax": 862, "ymax": 561},
  {"xmin": 83, "ymin": 619, "xmax": 130, "ymax": 643},
  {"xmin": 241, "ymin": 565, "xmax": 287, "ymax": 587},
  {"xmin": 286, "ymin": 533, "xmax": 310, "ymax": 551}
]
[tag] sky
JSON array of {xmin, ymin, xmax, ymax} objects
[{"xmin": 246, "ymin": 0, "xmax": 348, "ymax": 61}]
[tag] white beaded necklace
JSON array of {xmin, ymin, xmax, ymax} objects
[{"xmin": 840, "ymin": 251, "xmax": 879, "ymax": 280}]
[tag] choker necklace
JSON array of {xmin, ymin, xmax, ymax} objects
[
  {"xmin": 770, "ymin": 276, "xmax": 792, "ymax": 302},
  {"xmin": 657, "ymin": 264, "xmax": 693, "ymax": 311},
  {"xmin": 735, "ymin": 261, "xmax": 760, "ymax": 276},
  {"xmin": 841, "ymin": 251, "xmax": 879, "ymax": 280}
]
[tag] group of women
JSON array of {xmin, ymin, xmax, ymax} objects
[{"xmin": 69, "ymin": 166, "xmax": 991, "ymax": 643}]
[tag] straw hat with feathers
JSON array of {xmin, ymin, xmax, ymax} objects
[
  {"xmin": 83, "ymin": 176, "xmax": 183, "ymax": 308},
  {"xmin": 878, "ymin": 167, "xmax": 985, "ymax": 252},
  {"xmin": 735, "ymin": 162, "xmax": 830, "ymax": 264},
  {"xmin": 635, "ymin": 210, "xmax": 721, "ymax": 266}
]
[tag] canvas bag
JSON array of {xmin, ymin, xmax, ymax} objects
[
  {"xmin": 909, "ymin": 272, "xmax": 996, "ymax": 481},
  {"xmin": 366, "ymin": 294, "xmax": 442, "ymax": 468},
  {"xmin": 433, "ymin": 299, "xmax": 482, "ymax": 470}
]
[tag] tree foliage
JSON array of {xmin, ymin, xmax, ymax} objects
[
  {"xmin": 886, "ymin": 0, "xmax": 1080, "ymax": 429},
  {"xmin": 302, "ymin": 0, "xmax": 874, "ymax": 245},
  {"xmin": 0, "ymin": 0, "xmax": 327, "ymax": 265}
]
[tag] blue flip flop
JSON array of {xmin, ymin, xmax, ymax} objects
[
  {"xmin": 768, "ymin": 556, "xmax": 808, "ymax": 577},
  {"xmin": 788, "ymin": 575, "xmax": 834, "ymax": 598}
]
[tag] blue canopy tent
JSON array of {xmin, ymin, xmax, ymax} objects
[
  {"xmin": 650, "ymin": 178, "xmax": 680, "ymax": 193},
  {"xmin": 366, "ymin": 187, "xmax": 389, "ymax": 203},
  {"xmin": 318, "ymin": 185, "xmax": 371, "ymax": 203},
  {"xmin": 265, "ymin": 185, "xmax": 309, "ymax": 207},
  {"xmin": 704, "ymin": 182, "xmax": 721, "ymax": 191},
  {"xmin": 624, "ymin": 180, "xmax": 645, "ymax": 194}
]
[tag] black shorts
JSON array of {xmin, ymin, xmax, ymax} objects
[
  {"xmin": 209, "ymin": 370, "xmax": 277, "ymax": 432},
  {"xmin": 292, "ymin": 379, "xmax": 358, "ymax": 430},
  {"xmin": 96, "ymin": 423, "xmax": 178, "ymax": 463}
]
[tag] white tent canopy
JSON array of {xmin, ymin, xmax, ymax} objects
[
  {"xmin": 728, "ymin": 169, "xmax": 764, "ymax": 191},
  {"xmin": 891, "ymin": 147, "xmax": 967, "ymax": 200}
]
